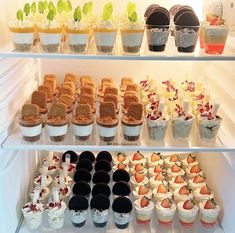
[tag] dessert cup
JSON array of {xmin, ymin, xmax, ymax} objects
[
  {"xmin": 97, "ymin": 121, "xmax": 118, "ymax": 142},
  {"xmin": 19, "ymin": 120, "xmax": 42, "ymax": 142},
  {"xmin": 73, "ymin": 121, "xmax": 93, "ymax": 141},
  {"xmin": 156, "ymin": 201, "xmax": 176, "ymax": 224},
  {"xmin": 113, "ymin": 212, "xmax": 132, "ymax": 229},
  {"xmin": 193, "ymin": 187, "xmax": 214, "ymax": 204},
  {"xmin": 122, "ymin": 118, "xmax": 143, "ymax": 141},
  {"xmin": 94, "ymin": 28, "xmax": 118, "ymax": 54},
  {"xmin": 130, "ymin": 176, "xmax": 149, "ymax": 189},
  {"xmin": 203, "ymin": 24, "xmax": 229, "ymax": 55},
  {"xmin": 146, "ymin": 25, "xmax": 170, "ymax": 52},
  {"xmin": 30, "ymin": 187, "xmax": 50, "ymax": 205},
  {"xmin": 71, "ymin": 210, "xmax": 88, "ymax": 227},
  {"xmin": 174, "ymin": 25, "xmax": 200, "ymax": 53},
  {"xmin": 46, "ymin": 121, "xmax": 68, "ymax": 142},
  {"xmin": 153, "ymin": 187, "xmax": 173, "ymax": 203},
  {"xmin": 91, "ymin": 209, "xmax": 109, "ymax": 227},
  {"xmin": 198, "ymin": 116, "xmax": 222, "ymax": 141},
  {"xmin": 173, "ymin": 187, "xmax": 193, "ymax": 204}
]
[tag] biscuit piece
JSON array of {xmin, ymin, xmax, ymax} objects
[
  {"xmin": 104, "ymin": 94, "xmax": 118, "ymax": 109},
  {"xmin": 81, "ymin": 86, "xmax": 95, "ymax": 96},
  {"xmin": 126, "ymin": 83, "xmax": 138, "ymax": 92},
  {"xmin": 104, "ymin": 87, "xmax": 118, "ymax": 96},
  {"xmin": 63, "ymin": 81, "xmax": 76, "ymax": 94},
  {"xmin": 31, "ymin": 91, "xmax": 47, "ymax": 110},
  {"xmin": 85, "ymin": 82, "xmax": 96, "ymax": 89},
  {"xmin": 121, "ymin": 77, "xmax": 133, "ymax": 91},
  {"xmin": 58, "ymin": 94, "xmax": 73, "ymax": 108},
  {"xmin": 22, "ymin": 104, "xmax": 39, "ymax": 117},
  {"xmin": 124, "ymin": 91, "xmax": 137, "ymax": 97},
  {"xmin": 80, "ymin": 76, "xmax": 92, "ymax": 87},
  {"xmin": 102, "ymin": 77, "xmax": 113, "ymax": 85},
  {"xmin": 43, "ymin": 79, "xmax": 56, "ymax": 91},
  {"xmin": 127, "ymin": 103, "xmax": 143, "ymax": 120},
  {"xmin": 44, "ymin": 74, "xmax": 57, "ymax": 84},
  {"xmin": 123, "ymin": 94, "xmax": 138, "ymax": 109},
  {"xmin": 38, "ymin": 85, "xmax": 53, "ymax": 100},
  {"xmin": 59, "ymin": 86, "xmax": 73, "ymax": 97},
  {"xmin": 80, "ymin": 94, "xmax": 95, "ymax": 110},
  {"xmin": 65, "ymin": 73, "xmax": 77, "ymax": 85},
  {"xmin": 99, "ymin": 102, "xmax": 116, "ymax": 119},
  {"xmin": 75, "ymin": 104, "xmax": 91, "ymax": 118},
  {"xmin": 48, "ymin": 103, "xmax": 67, "ymax": 118}
]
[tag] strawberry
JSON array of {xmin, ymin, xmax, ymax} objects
[
  {"xmin": 175, "ymin": 175, "xmax": 184, "ymax": 184},
  {"xmin": 135, "ymin": 171, "xmax": 145, "ymax": 183},
  {"xmin": 133, "ymin": 151, "xmax": 144, "ymax": 161},
  {"xmin": 138, "ymin": 185, "xmax": 149, "ymax": 195},
  {"xmin": 135, "ymin": 163, "xmax": 144, "ymax": 172},
  {"xmin": 210, "ymin": 18, "xmax": 224, "ymax": 26},
  {"xmin": 30, "ymin": 203, "xmax": 37, "ymax": 211},
  {"xmin": 55, "ymin": 202, "xmax": 62, "ymax": 208},
  {"xmin": 171, "ymin": 164, "xmax": 181, "ymax": 173},
  {"xmin": 49, "ymin": 202, "xmax": 55, "ymax": 208},
  {"xmin": 154, "ymin": 165, "xmax": 163, "ymax": 173},
  {"xmin": 117, "ymin": 153, "xmax": 126, "ymax": 163},
  {"xmin": 206, "ymin": 14, "xmax": 218, "ymax": 23},
  {"xmin": 161, "ymin": 198, "xmax": 172, "ymax": 208},
  {"xmin": 204, "ymin": 199, "xmax": 216, "ymax": 209},
  {"xmin": 154, "ymin": 173, "xmax": 165, "ymax": 181},
  {"xmin": 140, "ymin": 197, "xmax": 150, "ymax": 208},
  {"xmin": 179, "ymin": 186, "xmax": 190, "ymax": 195},
  {"xmin": 190, "ymin": 165, "xmax": 201, "ymax": 174},
  {"xmin": 193, "ymin": 175, "xmax": 205, "ymax": 184},
  {"xmin": 170, "ymin": 154, "xmax": 178, "ymax": 162},
  {"xmin": 200, "ymin": 186, "xmax": 212, "ymax": 195},
  {"xmin": 183, "ymin": 200, "xmax": 194, "ymax": 210},
  {"xmin": 187, "ymin": 155, "xmax": 195, "ymax": 164},
  {"xmin": 157, "ymin": 184, "xmax": 168, "ymax": 194},
  {"xmin": 117, "ymin": 163, "xmax": 126, "ymax": 170},
  {"xmin": 151, "ymin": 152, "xmax": 161, "ymax": 162}
]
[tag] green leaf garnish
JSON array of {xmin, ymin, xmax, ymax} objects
[
  {"xmin": 82, "ymin": 1, "xmax": 93, "ymax": 16},
  {"xmin": 47, "ymin": 9, "xmax": 55, "ymax": 21},
  {"xmin": 57, "ymin": 0, "xmax": 64, "ymax": 13},
  {"xmin": 102, "ymin": 2, "xmax": 113, "ymax": 21},
  {"xmin": 63, "ymin": 0, "xmax": 72, "ymax": 12},
  {"xmin": 127, "ymin": 1, "xmax": 137, "ymax": 23},
  {"xmin": 16, "ymin": 9, "xmax": 24, "ymax": 21},
  {"xmin": 38, "ymin": 1, "xmax": 44, "ymax": 14},
  {"xmin": 74, "ymin": 6, "xmax": 82, "ymax": 22},
  {"xmin": 31, "ymin": 2, "xmax": 36, "ymax": 14},
  {"xmin": 48, "ymin": 1, "xmax": 57, "ymax": 15},
  {"xmin": 24, "ymin": 3, "xmax": 30, "ymax": 16},
  {"xmin": 129, "ymin": 11, "xmax": 137, "ymax": 23},
  {"xmin": 43, "ymin": 1, "xmax": 48, "ymax": 10}
]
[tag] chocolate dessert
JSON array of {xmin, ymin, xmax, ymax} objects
[
  {"xmin": 38, "ymin": 85, "xmax": 53, "ymax": 103},
  {"xmin": 58, "ymin": 94, "xmax": 74, "ymax": 113},
  {"xmin": 144, "ymin": 4, "xmax": 159, "ymax": 19},
  {"xmin": 65, "ymin": 73, "xmax": 77, "ymax": 85},
  {"xmin": 80, "ymin": 76, "xmax": 92, "ymax": 87},
  {"xmin": 104, "ymin": 86, "xmax": 118, "ymax": 96},
  {"xmin": 79, "ymin": 94, "xmax": 96, "ymax": 114},
  {"xmin": 121, "ymin": 77, "xmax": 133, "ymax": 91},
  {"xmin": 122, "ymin": 93, "xmax": 139, "ymax": 113},
  {"xmin": 103, "ymin": 94, "xmax": 118, "ymax": 112}
]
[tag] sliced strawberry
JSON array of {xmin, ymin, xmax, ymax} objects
[
  {"xmin": 183, "ymin": 200, "xmax": 194, "ymax": 210},
  {"xmin": 175, "ymin": 175, "xmax": 184, "ymax": 184},
  {"xmin": 161, "ymin": 198, "xmax": 172, "ymax": 208},
  {"xmin": 117, "ymin": 153, "xmax": 126, "ymax": 163},
  {"xmin": 171, "ymin": 164, "xmax": 181, "ymax": 173},
  {"xmin": 154, "ymin": 172, "xmax": 165, "ymax": 181},
  {"xmin": 140, "ymin": 197, "xmax": 150, "ymax": 208},
  {"xmin": 157, "ymin": 184, "xmax": 168, "ymax": 194},
  {"xmin": 204, "ymin": 199, "xmax": 216, "ymax": 209},
  {"xmin": 135, "ymin": 163, "xmax": 144, "ymax": 172},
  {"xmin": 187, "ymin": 155, "xmax": 195, "ymax": 164},
  {"xmin": 133, "ymin": 151, "xmax": 144, "ymax": 161},
  {"xmin": 117, "ymin": 163, "xmax": 126, "ymax": 170},
  {"xmin": 154, "ymin": 165, "xmax": 163, "ymax": 173},
  {"xmin": 200, "ymin": 186, "xmax": 212, "ymax": 195},
  {"xmin": 170, "ymin": 154, "xmax": 178, "ymax": 162},
  {"xmin": 135, "ymin": 171, "xmax": 145, "ymax": 183},
  {"xmin": 151, "ymin": 152, "xmax": 161, "ymax": 162},
  {"xmin": 193, "ymin": 175, "xmax": 205, "ymax": 184},
  {"xmin": 179, "ymin": 186, "xmax": 190, "ymax": 195},
  {"xmin": 190, "ymin": 165, "xmax": 201, "ymax": 174},
  {"xmin": 138, "ymin": 185, "xmax": 149, "ymax": 195}
]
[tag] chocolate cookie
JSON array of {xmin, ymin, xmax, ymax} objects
[
  {"xmin": 112, "ymin": 181, "xmax": 131, "ymax": 196},
  {"xmin": 95, "ymin": 160, "xmax": 112, "ymax": 172},
  {"xmin": 92, "ymin": 171, "xmax": 110, "ymax": 184},
  {"xmin": 72, "ymin": 181, "xmax": 91, "ymax": 197},
  {"xmin": 74, "ymin": 168, "xmax": 91, "ymax": 183},
  {"xmin": 173, "ymin": 6, "xmax": 194, "ymax": 23},
  {"xmin": 113, "ymin": 170, "xmax": 130, "ymax": 182},
  {"xmin": 144, "ymin": 4, "xmax": 159, "ymax": 18},
  {"xmin": 146, "ymin": 8, "xmax": 170, "ymax": 26},
  {"xmin": 96, "ymin": 151, "xmax": 112, "ymax": 163},
  {"xmin": 92, "ymin": 183, "xmax": 111, "ymax": 197},
  {"xmin": 79, "ymin": 151, "xmax": 95, "ymax": 163},
  {"xmin": 62, "ymin": 150, "xmax": 78, "ymax": 163},
  {"xmin": 76, "ymin": 159, "xmax": 93, "ymax": 172},
  {"xmin": 175, "ymin": 11, "xmax": 199, "ymax": 27}
]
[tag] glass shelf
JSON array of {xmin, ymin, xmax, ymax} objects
[{"xmin": 1, "ymin": 34, "xmax": 235, "ymax": 61}]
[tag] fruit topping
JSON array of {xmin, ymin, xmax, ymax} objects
[
  {"xmin": 190, "ymin": 165, "xmax": 201, "ymax": 174},
  {"xmin": 133, "ymin": 151, "xmax": 144, "ymax": 161},
  {"xmin": 117, "ymin": 153, "xmax": 126, "ymax": 162},
  {"xmin": 179, "ymin": 186, "xmax": 190, "ymax": 195},
  {"xmin": 187, "ymin": 154, "xmax": 196, "ymax": 164},
  {"xmin": 175, "ymin": 175, "xmax": 185, "ymax": 184},
  {"xmin": 138, "ymin": 185, "xmax": 149, "ymax": 195},
  {"xmin": 154, "ymin": 165, "xmax": 163, "ymax": 173},
  {"xmin": 204, "ymin": 199, "xmax": 216, "ymax": 209},
  {"xmin": 170, "ymin": 154, "xmax": 178, "ymax": 162},
  {"xmin": 135, "ymin": 163, "xmax": 144, "ymax": 172},
  {"xmin": 117, "ymin": 163, "xmax": 127, "ymax": 170},
  {"xmin": 183, "ymin": 200, "xmax": 195, "ymax": 210},
  {"xmin": 171, "ymin": 164, "xmax": 181, "ymax": 173},
  {"xmin": 154, "ymin": 172, "xmax": 165, "ymax": 181},
  {"xmin": 193, "ymin": 175, "xmax": 205, "ymax": 184},
  {"xmin": 157, "ymin": 184, "xmax": 168, "ymax": 194},
  {"xmin": 140, "ymin": 196, "xmax": 150, "ymax": 208},
  {"xmin": 161, "ymin": 198, "xmax": 172, "ymax": 208},
  {"xmin": 151, "ymin": 152, "xmax": 162, "ymax": 162},
  {"xmin": 200, "ymin": 186, "xmax": 212, "ymax": 195},
  {"xmin": 135, "ymin": 171, "xmax": 145, "ymax": 183}
]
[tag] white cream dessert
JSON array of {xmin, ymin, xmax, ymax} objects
[
  {"xmin": 199, "ymin": 199, "xmax": 220, "ymax": 225},
  {"xmin": 134, "ymin": 197, "xmax": 154, "ymax": 224},
  {"xmin": 133, "ymin": 185, "xmax": 153, "ymax": 200},
  {"xmin": 149, "ymin": 173, "xmax": 168, "ymax": 190},
  {"xmin": 43, "ymin": 152, "xmax": 60, "ymax": 167},
  {"xmin": 130, "ymin": 151, "xmax": 146, "ymax": 167},
  {"xmin": 34, "ymin": 174, "xmax": 52, "ymax": 187},
  {"xmin": 30, "ymin": 187, "xmax": 50, "ymax": 205},
  {"xmin": 130, "ymin": 171, "xmax": 149, "ymax": 188},
  {"xmin": 59, "ymin": 163, "xmax": 76, "ymax": 175},
  {"xmin": 188, "ymin": 175, "xmax": 207, "ymax": 191},
  {"xmin": 153, "ymin": 184, "xmax": 173, "ymax": 202},
  {"xmin": 54, "ymin": 174, "xmax": 73, "ymax": 187},
  {"xmin": 178, "ymin": 200, "xmax": 199, "ymax": 225},
  {"xmin": 174, "ymin": 186, "xmax": 193, "ymax": 203},
  {"xmin": 185, "ymin": 165, "xmax": 204, "ymax": 178},
  {"xmin": 39, "ymin": 164, "xmax": 57, "ymax": 176},
  {"xmin": 194, "ymin": 186, "xmax": 214, "ymax": 204},
  {"xmin": 169, "ymin": 175, "xmax": 187, "ymax": 191},
  {"xmin": 59, "ymin": 185, "xmax": 71, "ymax": 203},
  {"xmin": 147, "ymin": 152, "xmax": 164, "ymax": 167},
  {"xmin": 181, "ymin": 154, "xmax": 199, "ymax": 169},
  {"xmin": 167, "ymin": 164, "xmax": 185, "ymax": 178},
  {"xmin": 156, "ymin": 198, "xmax": 176, "ymax": 224}
]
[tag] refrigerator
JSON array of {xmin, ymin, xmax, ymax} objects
[{"xmin": 0, "ymin": 0, "xmax": 235, "ymax": 233}]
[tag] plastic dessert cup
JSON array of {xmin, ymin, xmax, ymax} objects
[
  {"xmin": 146, "ymin": 25, "xmax": 170, "ymax": 52},
  {"xmin": 97, "ymin": 122, "xmax": 118, "ymax": 142},
  {"xmin": 204, "ymin": 24, "xmax": 229, "ymax": 55},
  {"xmin": 171, "ymin": 117, "xmax": 194, "ymax": 139},
  {"xmin": 155, "ymin": 202, "xmax": 176, "ymax": 224},
  {"xmin": 198, "ymin": 116, "xmax": 222, "ymax": 141},
  {"xmin": 122, "ymin": 122, "xmax": 143, "ymax": 141},
  {"xmin": 46, "ymin": 122, "xmax": 68, "ymax": 142},
  {"xmin": 71, "ymin": 210, "xmax": 88, "ymax": 227},
  {"xmin": 174, "ymin": 25, "xmax": 200, "ymax": 53},
  {"xmin": 73, "ymin": 122, "xmax": 93, "ymax": 141},
  {"xmin": 94, "ymin": 28, "xmax": 118, "ymax": 54},
  {"xmin": 120, "ymin": 27, "xmax": 144, "ymax": 54},
  {"xmin": 91, "ymin": 209, "xmax": 109, "ymax": 227},
  {"xmin": 19, "ymin": 121, "xmax": 42, "ymax": 142},
  {"xmin": 147, "ymin": 117, "xmax": 169, "ymax": 141},
  {"xmin": 66, "ymin": 28, "xmax": 90, "ymax": 53},
  {"xmin": 199, "ymin": 202, "xmax": 220, "ymax": 226},
  {"xmin": 38, "ymin": 28, "xmax": 62, "ymax": 53},
  {"xmin": 113, "ymin": 212, "xmax": 131, "ymax": 229},
  {"xmin": 9, "ymin": 27, "xmax": 34, "ymax": 51},
  {"xmin": 134, "ymin": 199, "xmax": 154, "ymax": 224}
]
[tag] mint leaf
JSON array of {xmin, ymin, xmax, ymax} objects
[
  {"xmin": 74, "ymin": 6, "xmax": 82, "ymax": 22},
  {"xmin": 16, "ymin": 9, "xmax": 23, "ymax": 21},
  {"xmin": 63, "ymin": 0, "xmax": 72, "ymax": 12},
  {"xmin": 129, "ymin": 11, "xmax": 137, "ymax": 23},
  {"xmin": 38, "ymin": 1, "xmax": 44, "ymax": 14},
  {"xmin": 47, "ymin": 9, "xmax": 55, "ymax": 21},
  {"xmin": 82, "ymin": 1, "xmax": 93, "ymax": 15},
  {"xmin": 24, "ymin": 3, "xmax": 30, "ymax": 16},
  {"xmin": 43, "ymin": 1, "xmax": 48, "ymax": 11},
  {"xmin": 102, "ymin": 2, "xmax": 113, "ymax": 21},
  {"xmin": 127, "ymin": 1, "xmax": 136, "ymax": 16},
  {"xmin": 57, "ymin": 0, "xmax": 64, "ymax": 13},
  {"xmin": 31, "ymin": 2, "xmax": 36, "ymax": 14},
  {"xmin": 48, "ymin": 1, "xmax": 57, "ymax": 15}
]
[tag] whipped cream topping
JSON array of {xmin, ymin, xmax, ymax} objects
[
  {"xmin": 46, "ymin": 201, "xmax": 66, "ymax": 218},
  {"xmin": 167, "ymin": 168, "xmax": 185, "ymax": 178},
  {"xmin": 181, "ymin": 156, "xmax": 199, "ymax": 168},
  {"xmin": 199, "ymin": 201, "xmax": 220, "ymax": 218},
  {"xmin": 9, "ymin": 19, "xmax": 33, "ymax": 28},
  {"xmin": 133, "ymin": 187, "xmax": 152, "ymax": 199},
  {"xmin": 39, "ymin": 165, "xmax": 57, "ymax": 175},
  {"xmin": 169, "ymin": 178, "xmax": 187, "ymax": 190},
  {"xmin": 131, "ymin": 176, "xmax": 149, "ymax": 186},
  {"xmin": 153, "ymin": 188, "xmax": 173, "ymax": 200},
  {"xmin": 194, "ymin": 187, "xmax": 214, "ymax": 200},
  {"xmin": 22, "ymin": 202, "xmax": 44, "ymax": 214},
  {"xmin": 131, "ymin": 158, "xmax": 146, "ymax": 165},
  {"xmin": 54, "ymin": 175, "xmax": 73, "ymax": 187},
  {"xmin": 34, "ymin": 175, "xmax": 52, "ymax": 187},
  {"xmin": 30, "ymin": 187, "xmax": 50, "ymax": 202},
  {"xmin": 147, "ymin": 158, "xmax": 164, "ymax": 167},
  {"xmin": 174, "ymin": 187, "xmax": 193, "ymax": 200},
  {"xmin": 164, "ymin": 157, "xmax": 181, "ymax": 167},
  {"xmin": 134, "ymin": 198, "xmax": 154, "ymax": 213},
  {"xmin": 177, "ymin": 201, "xmax": 198, "ymax": 217},
  {"xmin": 130, "ymin": 167, "xmax": 147, "ymax": 175},
  {"xmin": 188, "ymin": 179, "xmax": 207, "ymax": 190},
  {"xmin": 149, "ymin": 177, "xmax": 168, "ymax": 187},
  {"xmin": 186, "ymin": 167, "xmax": 203, "ymax": 178}
]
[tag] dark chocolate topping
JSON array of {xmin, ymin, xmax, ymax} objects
[
  {"xmin": 92, "ymin": 171, "xmax": 110, "ymax": 184},
  {"xmin": 62, "ymin": 150, "xmax": 78, "ymax": 163},
  {"xmin": 79, "ymin": 151, "xmax": 95, "ymax": 163},
  {"xmin": 90, "ymin": 194, "xmax": 110, "ymax": 210},
  {"xmin": 95, "ymin": 160, "xmax": 112, "ymax": 172},
  {"xmin": 112, "ymin": 170, "xmax": 130, "ymax": 182},
  {"xmin": 112, "ymin": 181, "xmax": 131, "ymax": 196},
  {"xmin": 68, "ymin": 195, "xmax": 88, "ymax": 211},
  {"xmin": 76, "ymin": 159, "xmax": 93, "ymax": 172},
  {"xmin": 146, "ymin": 8, "xmax": 170, "ymax": 26},
  {"xmin": 92, "ymin": 183, "xmax": 111, "ymax": 197},
  {"xmin": 112, "ymin": 196, "xmax": 133, "ymax": 213},
  {"xmin": 175, "ymin": 11, "xmax": 199, "ymax": 27},
  {"xmin": 173, "ymin": 6, "xmax": 194, "ymax": 23},
  {"xmin": 72, "ymin": 181, "xmax": 91, "ymax": 196},
  {"xmin": 74, "ymin": 169, "xmax": 91, "ymax": 183},
  {"xmin": 96, "ymin": 151, "xmax": 112, "ymax": 163}
]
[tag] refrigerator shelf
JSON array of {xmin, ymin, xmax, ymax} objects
[{"xmin": 1, "ymin": 34, "xmax": 235, "ymax": 61}]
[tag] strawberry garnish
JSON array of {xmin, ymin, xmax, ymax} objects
[
  {"xmin": 30, "ymin": 203, "xmax": 38, "ymax": 211},
  {"xmin": 154, "ymin": 165, "xmax": 163, "ymax": 173},
  {"xmin": 190, "ymin": 165, "xmax": 201, "ymax": 174},
  {"xmin": 175, "ymin": 175, "xmax": 184, "ymax": 184},
  {"xmin": 171, "ymin": 164, "xmax": 181, "ymax": 173},
  {"xmin": 187, "ymin": 154, "xmax": 195, "ymax": 164},
  {"xmin": 161, "ymin": 198, "xmax": 172, "ymax": 208},
  {"xmin": 179, "ymin": 186, "xmax": 190, "ymax": 195},
  {"xmin": 133, "ymin": 151, "xmax": 144, "ymax": 161},
  {"xmin": 204, "ymin": 199, "xmax": 216, "ymax": 209},
  {"xmin": 49, "ymin": 202, "xmax": 55, "ymax": 208},
  {"xmin": 157, "ymin": 184, "xmax": 168, "ymax": 194},
  {"xmin": 135, "ymin": 163, "xmax": 144, "ymax": 172},
  {"xmin": 193, "ymin": 175, "xmax": 205, "ymax": 184},
  {"xmin": 200, "ymin": 186, "xmax": 212, "ymax": 195},
  {"xmin": 138, "ymin": 185, "xmax": 149, "ymax": 195},
  {"xmin": 135, "ymin": 171, "xmax": 145, "ymax": 183},
  {"xmin": 140, "ymin": 197, "xmax": 150, "ymax": 208},
  {"xmin": 151, "ymin": 152, "xmax": 161, "ymax": 162},
  {"xmin": 154, "ymin": 172, "xmax": 165, "ymax": 181},
  {"xmin": 117, "ymin": 163, "xmax": 126, "ymax": 170},
  {"xmin": 117, "ymin": 153, "xmax": 126, "ymax": 163},
  {"xmin": 183, "ymin": 200, "xmax": 194, "ymax": 210},
  {"xmin": 170, "ymin": 154, "xmax": 178, "ymax": 162}
]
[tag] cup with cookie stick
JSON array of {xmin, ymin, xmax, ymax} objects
[{"xmin": 31, "ymin": 91, "xmax": 48, "ymax": 115}]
